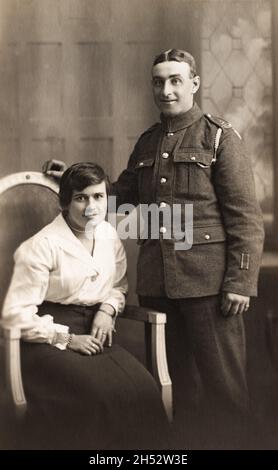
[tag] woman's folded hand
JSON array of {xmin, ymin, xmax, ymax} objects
[{"xmin": 68, "ymin": 334, "xmax": 103, "ymax": 355}]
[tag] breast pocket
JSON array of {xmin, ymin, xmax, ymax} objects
[
  {"xmin": 134, "ymin": 154, "xmax": 155, "ymax": 203},
  {"xmin": 173, "ymin": 151, "xmax": 214, "ymax": 198}
]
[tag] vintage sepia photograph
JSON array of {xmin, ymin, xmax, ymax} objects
[{"xmin": 0, "ymin": 0, "xmax": 277, "ymax": 457}]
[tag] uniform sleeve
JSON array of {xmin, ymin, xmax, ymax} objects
[
  {"xmin": 111, "ymin": 147, "xmax": 139, "ymax": 208},
  {"xmin": 1, "ymin": 236, "xmax": 69, "ymax": 345},
  {"xmin": 212, "ymin": 129, "xmax": 265, "ymax": 296},
  {"xmin": 111, "ymin": 124, "xmax": 159, "ymax": 209},
  {"xmin": 101, "ymin": 236, "xmax": 128, "ymax": 315}
]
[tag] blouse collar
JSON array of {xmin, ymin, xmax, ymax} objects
[{"xmin": 42, "ymin": 214, "xmax": 103, "ymax": 268}]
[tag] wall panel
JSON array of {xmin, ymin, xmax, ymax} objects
[
  {"xmin": 25, "ymin": 43, "xmax": 63, "ymax": 121},
  {"xmin": 77, "ymin": 42, "xmax": 112, "ymax": 118},
  {"xmin": 78, "ymin": 137, "xmax": 113, "ymax": 178},
  {"xmin": 0, "ymin": 45, "xmax": 18, "ymax": 138}
]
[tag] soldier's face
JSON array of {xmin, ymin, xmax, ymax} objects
[{"xmin": 152, "ymin": 61, "xmax": 200, "ymax": 117}]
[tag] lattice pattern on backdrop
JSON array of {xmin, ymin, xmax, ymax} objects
[{"xmin": 201, "ymin": 0, "xmax": 272, "ymax": 214}]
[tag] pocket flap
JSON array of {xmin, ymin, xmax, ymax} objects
[
  {"xmin": 135, "ymin": 157, "xmax": 155, "ymax": 169},
  {"xmin": 193, "ymin": 225, "xmax": 226, "ymax": 245},
  {"xmin": 174, "ymin": 152, "xmax": 214, "ymax": 166}
]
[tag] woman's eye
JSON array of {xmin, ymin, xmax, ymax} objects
[{"xmin": 76, "ymin": 196, "xmax": 86, "ymax": 202}]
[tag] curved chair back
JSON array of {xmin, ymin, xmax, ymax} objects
[{"xmin": 0, "ymin": 172, "xmax": 60, "ymax": 311}]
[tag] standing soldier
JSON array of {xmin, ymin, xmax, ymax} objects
[{"xmin": 44, "ymin": 49, "xmax": 264, "ymax": 448}]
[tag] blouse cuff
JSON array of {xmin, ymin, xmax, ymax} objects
[
  {"xmin": 99, "ymin": 303, "xmax": 116, "ymax": 317},
  {"xmin": 101, "ymin": 296, "xmax": 125, "ymax": 316},
  {"xmin": 51, "ymin": 323, "xmax": 69, "ymax": 350}
]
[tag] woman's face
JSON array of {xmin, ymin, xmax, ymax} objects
[{"xmin": 66, "ymin": 181, "xmax": 107, "ymax": 231}]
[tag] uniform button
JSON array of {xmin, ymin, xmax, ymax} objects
[
  {"xmin": 139, "ymin": 162, "xmax": 144, "ymax": 166},
  {"xmin": 167, "ymin": 132, "xmax": 174, "ymax": 137},
  {"xmin": 204, "ymin": 233, "xmax": 211, "ymax": 240},
  {"xmin": 160, "ymin": 227, "xmax": 167, "ymax": 234},
  {"xmin": 190, "ymin": 156, "xmax": 196, "ymax": 161},
  {"xmin": 159, "ymin": 202, "xmax": 167, "ymax": 208},
  {"xmin": 162, "ymin": 152, "xmax": 169, "ymax": 159},
  {"xmin": 160, "ymin": 177, "xmax": 167, "ymax": 184}
]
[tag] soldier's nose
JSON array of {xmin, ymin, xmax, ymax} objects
[{"xmin": 162, "ymin": 81, "xmax": 172, "ymax": 97}]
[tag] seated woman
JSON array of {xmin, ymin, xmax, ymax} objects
[{"xmin": 2, "ymin": 162, "xmax": 167, "ymax": 450}]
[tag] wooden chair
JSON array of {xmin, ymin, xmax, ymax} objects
[{"xmin": 0, "ymin": 172, "xmax": 172, "ymax": 428}]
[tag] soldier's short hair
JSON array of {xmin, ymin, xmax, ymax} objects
[{"xmin": 153, "ymin": 49, "xmax": 197, "ymax": 78}]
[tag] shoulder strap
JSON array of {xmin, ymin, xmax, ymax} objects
[
  {"xmin": 205, "ymin": 113, "xmax": 232, "ymax": 129},
  {"xmin": 205, "ymin": 113, "xmax": 241, "ymax": 163}
]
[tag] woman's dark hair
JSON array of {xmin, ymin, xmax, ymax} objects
[
  {"xmin": 153, "ymin": 49, "xmax": 197, "ymax": 78},
  {"xmin": 59, "ymin": 162, "xmax": 110, "ymax": 209}
]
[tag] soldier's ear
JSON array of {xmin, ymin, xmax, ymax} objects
[{"xmin": 192, "ymin": 76, "xmax": 200, "ymax": 94}]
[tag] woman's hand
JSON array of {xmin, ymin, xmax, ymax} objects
[
  {"xmin": 67, "ymin": 334, "xmax": 103, "ymax": 355},
  {"xmin": 91, "ymin": 311, "xmax": 114, "ymax": 347}
]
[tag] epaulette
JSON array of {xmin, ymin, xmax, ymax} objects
[
  {"xmin": 204, "ymin": 113, "xmax": 232, "ymax": 129},
  {"xmin": 205, "ymin": 113, "xmax": 242, "ymax": 143}
]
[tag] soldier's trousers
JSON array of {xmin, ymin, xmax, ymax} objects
[{"xmin": 140, "ymin": 294, "xmax": 251, "ymax": 446}]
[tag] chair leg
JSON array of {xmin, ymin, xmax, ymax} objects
[
  {"xmin": 4, "ymin": 328, "xmax": 27, "ymax": 416},
  {"xmin": 145, "ymin": 322, "xmax": 173, "ymax": 422}
]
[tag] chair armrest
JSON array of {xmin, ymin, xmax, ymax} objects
[
  {"xmin": 2, "ymin": 326, "xmax": 27, "ymax": 414},
  {"xmin": 121, "ymin": 305, "xmax": 173, "ymax": 421},
  {"xmin": 121, "ymin": 305, "xmax": 167, "ymax": 324}
]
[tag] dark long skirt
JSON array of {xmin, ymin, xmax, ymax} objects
[{"xmin": 20, "ymin": 302, "xmax": 168, "ymax": 450}]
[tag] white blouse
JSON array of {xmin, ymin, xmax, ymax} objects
[{"xmin": 2, "ymin": 214, "xmax": 128, "ymax": 348}]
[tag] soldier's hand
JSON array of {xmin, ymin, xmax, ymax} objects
[
  {"xmin": 42, "ymin": 159, "xmax": 67, "ymax": 179},
  {"xmin": 221, "ymin": 292, "xmax": 250, "ymax": 316}
]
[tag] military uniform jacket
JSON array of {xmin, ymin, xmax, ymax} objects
[{"xmin": 112, "ymin": 103, "xmax": 264, "ymax": 298}]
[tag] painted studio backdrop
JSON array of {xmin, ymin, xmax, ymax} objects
[{"xmin": 0, "ymin": 0, "xmax": 278, "ymax": 448}]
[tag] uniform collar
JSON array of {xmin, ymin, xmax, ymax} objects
[{"xmin": 160, "ymin": 102, "xmax": 203, "ymax": 132}]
